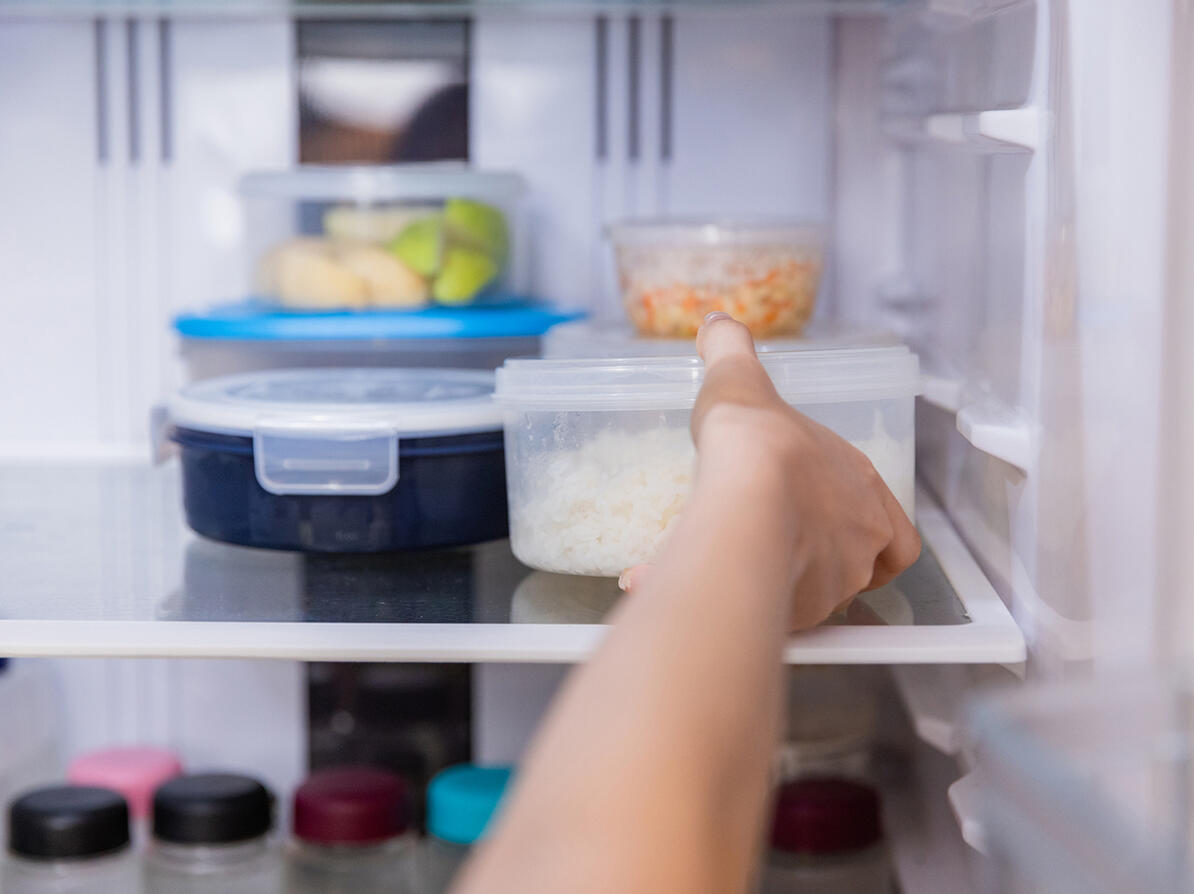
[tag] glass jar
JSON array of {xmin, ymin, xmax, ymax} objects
[
  {"xmin": 144, "ymin": 774, "xmax": 280, "ymax": 894},
  {"xmin": 4, "ymin": 786, "xmax": 138, "ymax": 894},
  {"xmin": 759, "ymin": 778, "xmax": 892, "ymax": 894},
  {"xmin": 417, "ymin": 765, "xmax": 511, "ymax": 894},
  {"xmin": 286, "ymin": 767, "xmax": 414, "ymax": 894}
]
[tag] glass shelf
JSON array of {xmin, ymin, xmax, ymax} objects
[{"xmin": 0, "ymin": 461, "xmax": 1023, "ymax": 663}]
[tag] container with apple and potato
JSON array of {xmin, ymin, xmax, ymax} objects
[{"xmin": 241, "ymin": 166, "xmax": 526, "ymax": 310}]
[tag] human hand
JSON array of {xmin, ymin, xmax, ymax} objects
[{"xmin": 620, "ymin": 313, "xmax": 921, "ymax": 630}]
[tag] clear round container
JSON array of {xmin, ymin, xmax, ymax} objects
[
  {"xmin": 607, "ymin": 219, "xmax": 824, "ymax": 338},
  {"xmin": 145, "ymin": 839, "xmax": 279, "ymax": 894},
  {"xmin": 775, "ymin": 668, "xmax": 878, "ymax": 784},
  {"xmin": 494, "ymin": 347, "xmax": 919, "ymax": 578},
  {"xmin": 759, "ymin": 778, "xmax": 892, "ymax": 894},
  {"xmin": 286, "ymin": 767, "xmax": 415, "ymax": 894},
  {"xmin": 418, "ymin": 765, "xmax": 511, "ymax": 894},
  {"xmin": 242, "ymin": 165, "xmax": 526, "ymax": 311},
  {"xmin": 3, "ymin": 850, "xmax": 139, "ymax": 894},
  {"xmin": 4, "ymin": 786, "xmax": 137, "ymax": 894},
  {"xmin": 145, "ymin": 774, "xmax": 281, "ymax": 894}
]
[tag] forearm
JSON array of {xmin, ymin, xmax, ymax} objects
[{"xmin": 455, "ymin": 467, "xmax": 799, "ymax": 894}]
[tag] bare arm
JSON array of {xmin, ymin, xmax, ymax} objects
[{"xmin": 454, "ymin": 315, "xmax": 920, "ymax": 894}]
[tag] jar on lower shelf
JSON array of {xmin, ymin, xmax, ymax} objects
[
  {"xmin": 417, "ymin": 765, "xmax": 512, "ymax": 894},
  {"xmin": 759, "ymin": 778, "xmax": 892, "ymax": 894},
  {"xmin": 285, "ymin": 767, "xmax": 415, "ymax": 894}
]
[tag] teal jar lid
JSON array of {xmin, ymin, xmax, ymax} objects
[{"xmin": 427, "ymin": 765, "xmax": 512, "ymax": 846}]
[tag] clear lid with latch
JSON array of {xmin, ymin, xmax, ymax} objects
[{"xmin": 168, "ymin": 368, "xmax": 501, "ymax": 497}]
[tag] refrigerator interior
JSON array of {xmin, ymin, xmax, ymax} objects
[{"xmin": 0, "ymin": 0, "xmax": 1180, "ymax": 888}]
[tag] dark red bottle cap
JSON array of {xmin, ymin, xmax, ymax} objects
[
  {"xmin": 292, "ymin": 768, "xmax": 409, "ymax": 845},
  {"xmin": 770, "ymin": 778, "xmax": 882, "ymax": 855}
]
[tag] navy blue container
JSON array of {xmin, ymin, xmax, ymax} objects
[
  {"xmin": 167, "ymin": 369, "xmax": 508, "ymax": 553},
  {"xmin": 172, "ymin": 427, "xmax": 506, "ymax": 552}
]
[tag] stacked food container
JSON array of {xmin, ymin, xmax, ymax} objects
[
  {"xmin": 167, "ymin": 205, "xmax": 920, "ymax": 592},
  {"xmin": 174, "ymin": 165, "xmax": 580, "ymax": 380}
]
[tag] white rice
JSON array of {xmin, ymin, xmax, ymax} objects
[{"xmin": 511, "ymin": 417, "xmax": 913, "ymax": 578}]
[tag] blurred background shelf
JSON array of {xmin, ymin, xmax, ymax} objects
[
  {"xmin": 0, "ymin": 462, "xmax": 1024, "ymax": 662},
  {"xmin": 0, "ymin": 0, "xmax": 896, "ymax": 19}
]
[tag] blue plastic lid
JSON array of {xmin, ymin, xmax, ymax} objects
[
  {"xmin": 174, "ymin": 299, "xmax": 583, "ymax": 342},
  {"xmin": 427, "ymin": 765, "xmax": 513, "ymax": 846}
]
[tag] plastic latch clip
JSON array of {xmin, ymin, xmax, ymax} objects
[{"xmin": 253, "ymin": 419, "xmax": 399, "ymax": 496}]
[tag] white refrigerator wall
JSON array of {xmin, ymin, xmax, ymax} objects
[{"xmin": 0, "ymin": 0, "xmax": 1181, "ymax": 786}]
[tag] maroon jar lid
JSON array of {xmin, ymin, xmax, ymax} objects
[
  {"xmin": 770, "ymin": 778, "xmax": 882, "ymax": 855},
  {"xmin": 292, "ymin": 768, "xmax": 409, "ymax": 845}
]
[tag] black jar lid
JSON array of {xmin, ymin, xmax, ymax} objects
[
  {"xmin": 152, "ymin": 774, "xmax": 273, "ymax": 845},
  {"xmin": 9, "ymin": 786, "xmax": 130, "ymax": 860}
]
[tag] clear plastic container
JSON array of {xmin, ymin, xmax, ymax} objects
[
  {"xmin": 417, "ymin": 765, "xmax": 511, "ymax": 894},
  {"xmin": 759, "ymin": 779, "xmax": 891, "ymax": 894},
  {"xmin": 4, "ymin": 786, "xmax": 138, "ymax": 894},
  {"xmin": 494, "ymin": 347, "xmax": 919, "ymax": 577},
  {"xmin": 144, "ymin": 774, "xmax": 281, "ymax": 894},
  {"xmin": 242, "ymin": 165, "xmax": 526, "ymax": 310},
  {"xmin": 775, "ymin": 668, "xmax": 878, "ymax": 784},
  {"xmin": 607, "ymin": 219, "xmax": 824, "ymax": 338},
  {"xmin": 286, "ymin": 767, "xmax": 414, "ymax": 894},
  {"xmin": 542, "ymin": 320, "xmax": 897, "ymax": 360},
  {"xmin": 166, "ymin": 368, "xmax": 507, "ymax": 553},
  {"xmin": 967, "ymin": 672, "xmax": 1194, "ymax": 894}
]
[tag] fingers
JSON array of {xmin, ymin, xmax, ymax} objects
[
  {"xmin": 618, "ymin": 564, "xmax": 652, "ymax": 593},
  {"xmin": 692, "ymin": 314, "xmax": 783, "ymax": 443},
  {"xmin": 696, "ymin": 312, "xmax": 756, "ymax": 367},
  {"xmin": 865, "ymin": 484, "xmax": 922, "ymax": 590}
]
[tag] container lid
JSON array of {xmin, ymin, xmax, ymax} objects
[
  {"xmin": 607, "ymin": 217, "xmax": 822, "ymax": 246},
  {"xmin": 496, "ymin": 346, "xmax": 921, "ymax": 409},
  {"xmin": 9, "ymin": 786, "xmax": 130, "ymax": 860},
  {"xmin": 67, "ymin": 747, "xmax": 184, "ymax": 820},
  {"xmin": 770, "ymin": 778, "xmax": 882, "ymax": 855},
  {"xmin": 152, "ymin": 774, "xmax": 273, "ymax": 845},
  {"xmin": 542, "ymin": 320, "xmax": 900, "ymax": 360},
  {"xmin": 240, "ymin": 163, "xmax": 525, "ymax": 204},
  {"xmin": 426, "ymin": 765, "xmax": 512, "ymax": 846},
  {"xmin": 169, "ymin": 369, "xmax": 503, "ymax": 496},
  {"xmin": 174, "ymin": 300, "xmax": 584, "ymax": 342},
  {"xmin": 292, "ymin": 768, "xmax": 409, "ymax": 845}
]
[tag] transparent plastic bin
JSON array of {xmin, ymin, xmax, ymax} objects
[
  {"xmin": 495, "ymin": 347, "xmax": 919, "ymax": 577},
  {"xmin": 607, "ymin": 219, "xmax": 824, "ymax": 339},
  {"xmin": 242, "ymin": 165, "xmax": 527, "ymax": 311},
  {"xmin": 967, "ymin": 672, "xmax": 1194, "ymax": 894}
]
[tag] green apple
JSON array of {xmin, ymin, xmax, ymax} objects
[
  {"xmin": 444, "ymin": 198, "xmax": 508, "ymax": 264},
  {"xmin": 389, "ymin": 215, "xmax": 444, "ymax": 277},
  {"xmin": 433, "ymin": 246, "xmax": 499, "ymax": 304}
]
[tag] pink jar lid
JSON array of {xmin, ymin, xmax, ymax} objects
[
  {"xmin": 67, "ymin": 747, "xmax": 183, "ymax": 819},
  {"xmin": 293, "ymin": 767, "xmax": 409, "ymax": 845}
]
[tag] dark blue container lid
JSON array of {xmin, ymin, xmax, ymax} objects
[{"xmin": 174, "ymin": 299, "xmax": 583, "ymax": 342}]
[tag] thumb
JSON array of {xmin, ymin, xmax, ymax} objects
[{"xmin": 696, "ymin": 312, "xmax": 757, "ymax": 367}]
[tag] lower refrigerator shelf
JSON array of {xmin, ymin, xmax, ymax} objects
[{"xmin": 0, "ymin": 462, "xmax": 1024, "ymax": 663}]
